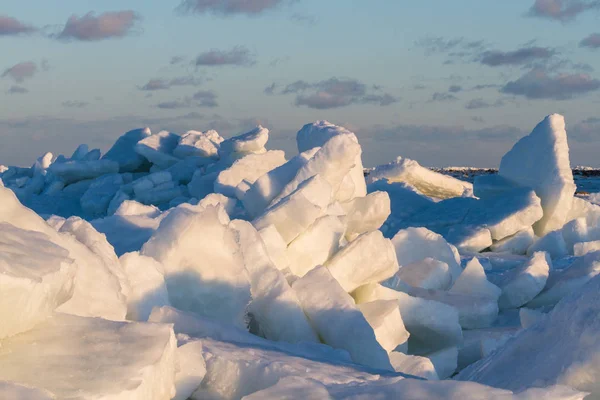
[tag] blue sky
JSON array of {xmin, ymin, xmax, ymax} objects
[{"xmin": 2, "ymin": 0, "xmax": 600, "ymax": 167}]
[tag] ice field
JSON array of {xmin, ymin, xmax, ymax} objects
[{"xmin": 0, "ymin": 114, "xmax": 599, "ymax": 399}]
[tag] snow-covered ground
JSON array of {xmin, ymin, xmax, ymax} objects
[{"xmin": 0, "ymin": 114, "xmax": 598, "ymax": 399}]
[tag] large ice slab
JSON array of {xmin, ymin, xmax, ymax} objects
[
  {"xmin": 292, "ymin": 266, "xmax": 393, "ymax": 370},
  {"xmin": 367, "ymin": 156, "xmax": 473, "ymax": 199},
  {"xmin": 135, "ymin": 130, "xmax": 181, "ymax": 168},
  {"xmin": 102, "ymin": 128, "xmax": 152, "ymax": 172},
  {"xmin": 219, "ymin": 126, "xmax": 269, "ymax": 158},
  {"xmin": 393, "ymin": 258, "xmax": 452, "ymax": 290},
  {"xmin": 0, "ymin": 313, "xmax": 176, "ymax": 400},
  {"xmin": 342, "ymin": 191, "xmax": 391, "ymax": 240},
  {"xmin": 449, "ymin": 258, "xmax": 501, "ymax": 300},
  {"xmin": 0, "ymin": 223, "xmax": 76, "ymax": 339},
  {"xmin": 48, "ymin": 159, "xmax": 120, "ymax": 185},
  {"xmin": 141, "ymin": 206, "xmax": 251, "ymax": 329},
  {"xmin": 457, "ymin": 274, "xmax": 600, "ymax": 398},
  {"xmin": 358, "ymin": 300, "xmax": 410, "ymax": 353},
  {"xmin": 173, "ymin": 129, "xmax": 223, "ymax": 159},
  {"xmin": 498, "ymin": 114, "xmax": 576, "ymax": 236}
]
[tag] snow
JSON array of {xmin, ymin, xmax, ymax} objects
[
  {"xmin": 0, "ymin": 313, "xmax": 176, "ymax": 400},
  {"xmin": 0, "ymin": 381, "xmax": 55, "ymax": 399},
  {"xmin": 457, "ymin": 274, "xmax": 600, "ymax": 397},
  {"xmin": 499, "ymin": 114, "xmax": 576, "ymax": 236},
  {"xmin": 292, "ymin": 266, "xmax": 393, "ymax": 371},
  {"xmin": 242, "ymin": 376, "xmax": 331, "ymax": 399},
  {"xmin": 141, "ymin": 205, "xmax": 252, "ymax": 329}
]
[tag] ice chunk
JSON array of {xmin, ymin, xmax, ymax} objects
[
  {"xmin": 488, "ymin": 252, "xmax": 550, "ymax": 309},
  {"xmin": 231, "ymin": 220, "xmax": 319, "ymax": 344},
  {"xmin": 389, "ymin": 352, "xmax": 439, "ymax": 380},
  {"xmin": 528, "ymin": 251, "xmax": 600, "ymax": 308},
  {"xmin": 135, "ymin": 130, "xmax": 181, "ymax": 168},
  {"xmin": 574, "ymin": 240, "xmax": 600, "ymax": 256},
  {"xmin": 393, "ymin": 258, "xmax": 452, "ymax": 290},
  {"xmin": 272, "ymin": 134, "xmax": 361, "ymax": 204},
  {"xmin": 458, "ymin": 327, "xmax": 518, "ymax": 371},
  {"xmin": 519, "ymin": 308, "xmax": 546, "ymax": 328},
  {"xmin": 392, "ymin": 227, "xmax": 462, "ymax": 283},
  {"xmin": 353, "ymin": 284, "xmax": 463, "ymax": 353},
  {"xmin": 187, "ymin": 170, "xmax": 219, "ymax": 200},
  {"xmin": 287, "ymin": 215, "xmax": 345, "ymax": 277},
  {"xmin": 444, "ymin": 225, "xmax": 493, "ymax": 253},
  {"xmin": 498, "ymin": 114, "xmax": 576, "ymax": 236},
  {"xmin": 326, "ymin": 231, "xmax": 399, "ymax": 293},
  {"xmin": 173, "ymin": 341, "xmax": 207, "ymax": 400},
  {"xmin": 219, "ymin": 126, "xmax": 269, "ymax": 157},
  {"xmin": 527, "ymin": 230, "xmax": 568, "ymax": 259},
  {"xmin": 215, "ymin": 150, "xmax": 286, "ymax": 198},
  {"xmin": 253, "ymin": 176, "xmax": 332, "ymax": 244},
  {"xmin": 0, "ymin": 313, "xmax": 176, "ymax": 400},
  {"xmin": 490, "ymin": 227, "xmax": 535, "ymax": 255},
  {"xmin": 450, "ymin": 258, "xmax": 502, "ymax": 300},
  {"xmin": 358, "ymin": 300, "xmax": 410, "ymax": 353},
  {"xmin": 102, "ymin": 128, "xmax": 152, "ymax": 172},
  {"xmin": 292, "ymin": 267, "xmax": 393, "ymax": 370},
  {"xmin": 456, "ymin": 274, "xmax": 600, "ymax": 398},
  {"xmin": 0, "ymin": 223, "xmax": 76, "ymax": 339},
  {"xmin": 562, "ymin": 218, "xmax": 590, "ymax": 254},
  {"xmin": 48, "ymin": 159, "xmax": 119, "ymax": 184},
  {"xmin": 80, "ymin": 173, "xmax": 126, "ymax": 217},
  {"xmin": 92, "ymin": 212, "xmax": 162, "ymax": 256},
  {"xmin": 257, "ymin": 225, "xmax": 290, "ymax": 271},
  {"xmin": 426, "ymin": 347, "xmax": 458, "ymax": 379},
  {"xmin": 368, "ymin": 156, "xmax": 473, "ymax": 199},
  {"xmin": 342, "ymin": 191, "xmax": 390, "ymax": 240},
  {"xmin": 473, "ymin": 174, "xmax": 521, "ymax": 199},
  {"xmin": 173, "ymin": 129, "xmax": 223, "ymax": 159},
  {"xmin": 114, "ymin": 200, "xmax": 161, "ymax": 217},
  {"xmin": 241, "ymin": 377, "xmax": 331, "ymax": 400},
  {"xmin": 141, "ymin": 206, "xmax": 251, "ymax": 328},
  {"xmin": 121, "ymin": 252, "xmax": 170, "ymax": 321}
]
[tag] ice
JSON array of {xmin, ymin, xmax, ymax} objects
[
  {"xmin": 215, "ymin": 150, "xmax": 286, "ymax": 198},
  {"xmin": 326, "ymin": 231, "xmax": 399, "ymax": 293},
  {"xmin": 173, "ymin": 129, "xmax": 223, "ymax": 159},
  {"xmin": 342, "ymin": 191, "xmax": 391, "ymax": 240},
  {"xmin": 367, "ymin": 156, "xmax": 473, "ymax": 199},
  {"xmin": 102, "ymin": 128, "xmax": 152, "ymax": 172},
  {"xmin": 80, "ymin": 173, "xmax": 128, "ymax": 217},
  {"xmin": 92, "ymin": 212, "xmax": 162, "ymax": 256},
  {"xmin": 120, "ymin": 252, "xmax": 170, "ymax": 321},
  {"xmin": 490, "ymin": 227, "xmax": 535, "ymax": 255},
  {"xmin": 519, "ymin": 308, "xmax": 546, "ymax": 328},
  {"xmin": 574, "ymin": 240, "xmax": 600, "ymax": 256},
  {"xmin": 528, "ymin": 251, "xmax": 600, "ymax": 308},
  {"xmin": 253, "ymin": 176, "xmax": 332, "ymax": 244},
  {"xmin": 353, "ymin": 284, "xmax": 463, "ymax": 353},
  {"xmin": 389, "ymin": 352, "xmax": 439, "ymax": 380},
  {"xmin": 272, "ymin": 134, "xmax": 361, "ymax": 204},
  {"xmin": 488, "ymin": 252, "xmax": 550, "ymax": 309},
  {"xmin": 242, "ymin": 376, "xmax": 331, "ymax": 400},
  {"xmin": 296, "ymin": 121, "xmax": 367, "ymax": 201},
  {"xmin": 473, "ymin": 174, "xmax": 521, "ymax": 199},
  {"xmin": 562, "ymin": 218, "xmax": 591, "ymax": 254},
  {"xmin": 187, "ymin": 170, "xmax": 219, "ymax": 200},
  {"xmin": 527, "ymin": 230, "xmax": 568, "ymax": 259},
  {"xmin": 219, "ymin": 125, "xmax": 269, "ymax": 158},
  {"xmin": 48, "ymin": 159, "xmax": 119, "ymax": 185},
  {"xmin": 457, "ymin": 327, "xmax": 518, "ymax": 371},
  {"xmin": 141, "ymin": 206, "xmax": 251, "ymax": 328},
  {"xmin": 292, "ymin": 266, "xmax": 393, "ymax": 370},
  {"xmin": 257, "ymin": 224, "xmax": 290, "ymax": 271},
  {"xmin": 287, "ymin": 215, "xmax": 345, "ymax": 277},
  {"xmin": 498, "ymin": 114, "xmax": 576, "ymax": 236},
  {"xmin": 0, "ymin": 223, "xmax": 75, "ymax": 339},
  {"xmin": 172, "ymin": 341, "xmax": 207, "ymax": 400},
  {"xmin": 457, "ymin": 274, "xmax": 600, "ymax": 397},
  {"xmin": 135, "ymin": 130, "xmax": 181, "ymax": 168},
  {"xmin": 392, "ymin": 227, "xmax": 462, "ymax": 283},
  {"xmin": 0, "ymin": 313, "xmax": 176, "ymax": 400},
  {"xmin": 242, "ymin": 149, "xmax": 316, "ymax": 218},
  {"xmin": 358, "ymin": 300, "xmax": 410, "ymax": 353},
  {"xmin": 444, "ymin": 225, "xmax": 493, "ymax": 253},
  {"xmin": 231, "ymin": 220, "xmax": 319, "ymax": 344},
  {"xmin": 449, "ymin": 258, "xmax": 502, "ymax": 300},
  {"xmin": 393, "ymin": 258, "xmax": 452, "ymax": 290},
  {"xmin": 114, "ymin": 199, "xmax": 161, "ymax": 217},
  {"xmin": 426, "ymin": 347, "xmax": 458, "ymax": 379},
  {"xmin": 0, "ymin": 381, "xmax": 55, "ymax": 399}
]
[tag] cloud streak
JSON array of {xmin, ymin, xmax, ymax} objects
[
  {"xmin": 139, "ymin": 76, "xmax": 203, "ymax": 91},
  {"xmin": 1, "ymin": 62, "xmax": 37, "ymax": 83},
  {"xmin": 177, "ymin": 0, "xmax": 287, "ymax": 16},
  {"xmin": 479, "ymin": 47, "xmax": 555, "ymax": 66},
  {"xmin": 57, "ymin": 11, "xmax": 139, "ymax": 41},
  {"xmin": 0, "ymin": 15, "xmax": 36, "ymax": 36},
  {"xmin": 528, "ymin": 0, "xmax": 600, "ymax": 22},
  {"xmin": 501, "ymin": 68, "xmax": 600, "ymax": 99},
  {"xmin": 194, "ymin": 46, "xmax": 255, "ymax": 67},
  {"xmin": 580, "ymin": 33, "xmax": 600, "ymax": 49}
]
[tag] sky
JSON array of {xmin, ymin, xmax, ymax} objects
[{"xmin": 1, "ymin": 0, "xmax": 600, "ymax": 167}]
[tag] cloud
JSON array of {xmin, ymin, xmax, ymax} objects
[
  {"xmin": 449, "ymin": 85, "xmax": 462, "ymax": 93},
  {"xmin": 273, "ymin": 77, "xmax": 398, "ymax": 109},
  {"xmin": 582, "ymin": 117, "xmax": 600, "ymax": 123},
  {"xmin": 264, "ymin": 82, "xmax": 278, "ymax": 95},
  {"xmin": 0, "ymin": 15, "xmax": 36, "ymax": 36},
  {"xmin": 479, "ymin": 47, "xmax": 555, "ymax": 66},
  {"xmin": 528, "ymin": 0, "xmax": 600, "ymax": 21},
  {"xmin": 580, "ymin": 33, "xmax": 600, "ymax": 49},
  {"xmin": 7, "ymin": 85, "xmax": 28, "ymax": 94},
  {"xmin": 501, "ymin": 68, "xmax": 600, "ymax": 99},
  {"xmin": 472, "ymin": 84, "xmax": 502, "ymax": 90},
  {"xmin": 416, "ymin": 37, "xmax": 486, "ymax": 56},
  {"xmin": 139, "ymin": 76, "xmax": 202, "ymax": 91},
  {"xmin": 156, "ymin": 99, "xmax": 192, "ymax": 109},
  {"xmin": 192, "ymin": 90, "xmax": 218, "ymax": 107},
  {"xmin": 430, "ymin": 92, "xmax": 458, "ymax": 102},
  {"xmin": 1, "ymin": 62, "xmax": 37, "ymax": 83},
  {"xmin": 177, "ymin": 0, "xmax": 287, "ymax": 16},
  {"xmin": 465, "ymin": 98, "xmax": 506, "ymax": 109},
  {"xmin": 194, "ymin": 46, "xmax": 255, "ymax": 67},
  {"xmin": 290, "ymin": 13, "xmax": 317, "ymax": 25},
  {"xmin": 62, "ymin": 101, "xmax": 89, "ymax": 108},
  {"xmin": 170, "ymin": 56, "xmax": 186, "ymax": 65},
  {"xmin": 57, "ymin": 11, "xmax": 139, "ymax": 41}
]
